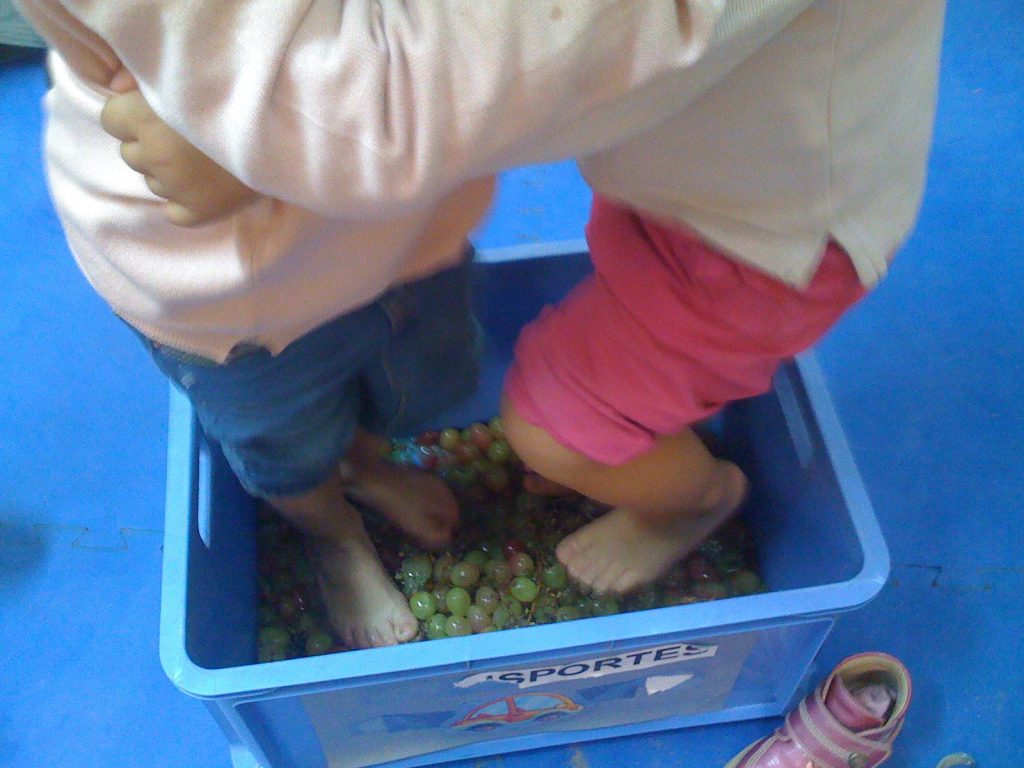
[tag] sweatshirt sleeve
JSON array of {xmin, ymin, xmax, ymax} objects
[{"xmin": 54, "ymin": 0, "xmax": 809, "ymax": 219}]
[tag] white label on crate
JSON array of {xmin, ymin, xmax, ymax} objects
[
  {"xmin": 456, "ymin": 642, "xmax": 717, "ymax": 690},
  {"xmin": 645, "ymin": 673, "xmax": 694, "ymax": 695}
]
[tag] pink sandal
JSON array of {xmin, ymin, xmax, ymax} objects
[{"xmin": 725, "ymin": 653, "xmax": 911, "ymax": 768}]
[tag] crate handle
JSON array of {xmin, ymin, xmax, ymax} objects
[{"xmin": 196, "ymin": 437, "xmax": 214, "ymax": 549}]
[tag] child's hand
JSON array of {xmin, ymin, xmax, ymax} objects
[{"xmin": 100, "ymin": 86, "xmax": 260, "ymax": 228}]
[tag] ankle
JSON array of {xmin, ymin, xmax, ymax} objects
[{"xmin": 695, "ymin": 460, "xmax": 743, "ymax": 516}]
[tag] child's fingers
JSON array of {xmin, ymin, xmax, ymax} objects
[
  {"xmin": 164, "ymin": 201, "xmax": 207, "ymax": 228},
  {"xmin": 164, "ymin": 199, "xmax": 241, "ymax": 229},
  {"xmin": 99, "ymin": 90, "xmax": 146, "ymax": 142},
  {"xmin": 118, "ymin": 141, "xmax": 147, "ymax": 175},
  {"xmin": 143, "ymin": 175, "xmax": 169, "ymax": 199},
  {"xmin": 107, "ymin": 65, "xmax": 138, "ymax": 94}
]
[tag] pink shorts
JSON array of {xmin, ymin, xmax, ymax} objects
[{"xmin": 504, "ymin": 195, "xmax": 868, "ymax": 466}]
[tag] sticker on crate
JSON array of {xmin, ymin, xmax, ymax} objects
[
  {"xmin": 451, "ymin": 692, "xmax": 583, "ymax": 731},
  {"xmin": 456, "ymin": 642, "xmax": 716, "ymax": 689}
]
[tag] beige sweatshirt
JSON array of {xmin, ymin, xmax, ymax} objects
[{"xmin": 15, "ymin": 0, "xmax": 945, "ymax": 361}]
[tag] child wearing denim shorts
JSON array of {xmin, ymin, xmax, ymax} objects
[
  {"xmin": 140, "ymin": 253, "xmax": 480, "ymax": 649},
  {"xmin": 14, "ymin": 2, "xmax": 500, "ymax": 647}
]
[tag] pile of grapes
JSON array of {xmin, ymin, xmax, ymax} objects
[{"xmin": 256, "ymin": 419, "xmax": 765, "ymax": 662}]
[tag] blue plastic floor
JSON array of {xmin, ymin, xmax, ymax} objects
[{"xmin": 2, "ymin": 4, "xmax": 1021, "ymax": 766}]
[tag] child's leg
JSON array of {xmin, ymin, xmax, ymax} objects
[
  {"xmin": 134, "ymin": 265, "xmax": 475, "ymax": 648},
  {"xmin": 267, "ymin": 472, "xmax": 419, "ymax": 649},
  {"xmin": 502, "ymin": 198, "xmax": 867, "ymax": 594},
  {"xmin": 503, "ymin": 395, "xmax": 747, "ymax": 594},
  {"xmin": 352, "ymin": 247, "xmax": 481, "ymax": 540}
]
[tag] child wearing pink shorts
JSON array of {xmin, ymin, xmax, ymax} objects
[{"xmin": 502, "ymin": 194, "xmax": 867, "ymax": 594}]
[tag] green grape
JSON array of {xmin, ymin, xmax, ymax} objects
[
  {"xmin": 533, "ymin": 605, "xmax": 555, "ymax": 625},
  {"xmin": 466, "ymin": 422, "xmax": 494, "ymax": 450},
  {"xmin": 535, "ymin": 593, "xmax": 558, "ymax": 613},
  {"xmin": 259, "ymin": 646, "xmax": 294, "ymax": 663},
  {"xmin": 555, "ymin": 606, "xmax": 584, "ymax": 622},
  {"xmin": 487, "ymin": 439, "xmax": 512, "ymax": 464},
  {"xmin": 433, "ymin": 552, "xmax": 456, "ymax": 583},
  {"xmin": 488, "ymin": 417, "xmax": 506, "ymax": 439},
  {"xmin": 542, "ymin": 563, "xmax": 569, "ymax": 590},
  {"xmin": 305, "ymin": 631, "xmax": 334, "ymax": 656},
  {"xmin": 409, "ymin": 591, "xmax": 438, "ymax": 621},
  {"xmin": 693, "ymin": 580, "xmax": 729, "ymax": 601},
  {"xmin": 454, "ymin": 442, "xmax": 482, "ymax": 464},
  {"xmin": 502, "ymin": 595, "xmax": 524, "ymax": 619},
  {"xmin": 557, "ymin": 588, "xmax": 580, "ymax": 607},
  {"xmin": 426, "ymin": 614, "xmax": 448, "ymax": 640},
  {"xmin": 575, "ymin": 596, "xmax": 596, "ymax": 616},
  {"xmin": 510, "ymin": 577, "xmax": 539, "ymax": 603},
  {"xmin": 592, "ymin": 595, "xmax": 621, "ymax": 616},
  {"xmin": 439, "ymin": 427, "xmax": 461, "ymax": 451},
  {"xmin": 431, "ymin": 586, "xmax": 449, "ymax": 613},
  {"xmin": 445, "ymin": 587, "xmax": 471, "ymax": 617},
  {"xmin": 449, "ymin": 464, "xmax": 478, "ymax": 486},
  {"xmin": 450, "ymin": 561, "xmax": 481, "ymax": 588},
  {"xmin": 445, "ymin": 615, "xmax": 473, "ymax": 637},
  {"xmin": 509, "ymin": 552, "xmax": 535, "ymax": 577},
  {"xmin": 401, "ymin": 554, "xmax": 432, "ymax": 586},
  {"xmin": 485, "ymin": 559, "xmax": 513, "ymax": 587},
  {"xmin": 277, "ymin": 594, "xmax": 299, "ymax": 621},
  {"xmin": 730, "ymin": 569, "xmax": 763, "ymax": 595},
  {"xmin": 474, "ymin": 586, "xmax": 499, "ymax": 614},
  {"xmin": 632, "ymin": 589, "xmax": 660, "ymax": 611},
  {"xmin": 258, "ymin": 626, "xmax": 291, "ymax": 651},
  {"xmin": 491, "ymin": 605, "xmax": 510, "ymax": 629},
  {"xmin": 467, "ymin": 606, "xmax": 492, "ymax": 633},
  {"xmin": 470, "ymin": 456, "xmax": 494, "ymax": 476},
  {"xmin": 295, "ymin": 613, "xmax": 321, "ymax": 635},
  {"xmin": 464, "ymin": 550, "xmax": 490, "ymax": 567}
]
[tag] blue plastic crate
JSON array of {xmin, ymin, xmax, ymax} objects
[{"xmin": 159, "ymin": 245, "xmax": 889, "ymax": 768}]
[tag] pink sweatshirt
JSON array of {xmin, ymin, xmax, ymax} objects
[{"xmin": 15, "ymin": 0, "xmax": 945, "ymax": 361}]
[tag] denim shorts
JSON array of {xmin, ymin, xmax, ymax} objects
[{"xmin": 136, "ymin": 254, "xmax": 480, "ymax": 499}]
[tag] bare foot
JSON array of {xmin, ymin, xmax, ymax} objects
[
  {"xmin": 306, "ymin": 526, "xmax": 419, "ymax": 649},
  {"xmin": 342, "ymin": 459, "xmax": 458, "ymax": 550},
  {"xmin": 556, "ymin": 461, "xmax": 749, "ymax": 594}
]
